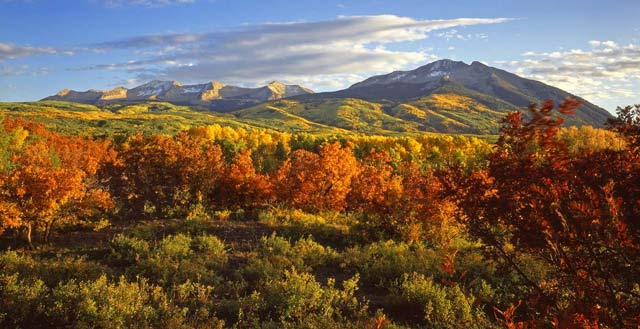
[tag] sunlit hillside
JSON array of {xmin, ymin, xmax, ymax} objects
[{"xmin": 0, "ymin": 101, "xmax": 499, "ymax": 138}]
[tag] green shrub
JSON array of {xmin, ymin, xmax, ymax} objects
[
  {"xmin": 241, "ymin": 234, "xmax": 301, "ymax": 283},
  {"xmin": 186, "ymin": 203, "xmax": 212, "ymax": 222},
  {"xmin": 109, "ymin": 234, "xmax": 150, "ymax": 265},
  {"xmin": 157, "ymin": 233, "xmax": 193, "ymax": 259},
  {"xmin": 125, "ymin": 220, "xmax": 173, "ymax": 240},
  {"xmin": 169, "ymin": 280, "xmax": 224, "ymax": 328},
  {"xmin": 111, "ymin": 233, "xmax": 227, "ymax": 287},
  {"xmin": 50, "ymin": 275, "xmax": 186, "ymax": 328},
  {"xmin": 392, "ymin": 272, "xmax": 490, "ymax": 328},
  {"xmin": 213, "ymin": 209, "xmax": 232, "ymax": 222},
  {"xmin": 238, "ymin": 268, "xmax": 368, "ymax": 327},
  {"xmin": 193, "ymin": 235, "xmax": 228, "ymax": 268},
  {"xmin": 341, "ymin": 240, "xmax": 440, "ymax": 287},
  {"xmin": 0, "ymin": 274, "xmax": 49, "ymax": 327},
  {"xmin": 257, "ymin": 207, "xmax": 352, "ymax": 245},
  {"xmin": 241, "ymin": 233, "xmax": 337, "ymax": 283},
  {"xmin": 0, "ymin": 274, "xmax": 226, "ymax": 328},
  {"xmin": 0, "ymin": 251, "xmax": 110, "ymax": 286},
  {"xmin": 183, "ymin": 204, "xmax": 220, "ymax": 234},
  {"xmin": 293, "ymin": 235, "xmax": 339, "ymax": 269}
]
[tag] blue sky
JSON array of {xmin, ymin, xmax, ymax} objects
[{"xmin": 1, "ymin": 0, "xmax": 639, "ymax": 111}]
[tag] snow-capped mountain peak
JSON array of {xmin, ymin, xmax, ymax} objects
[
  {"xmin": 44, "ymin": 79, "xmax": 314, "ymax": 111},
  {"xmin": 349, "ymin": 59, "xmax": 468, "ymax": 89},
  {"xmin": 131, "ymin": 80, "xmax": 180, "ymax": 97}
]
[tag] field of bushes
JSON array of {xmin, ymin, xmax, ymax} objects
[{"xmin": 0, "ymin": 100, "xmax": 638, "ymax": 328}]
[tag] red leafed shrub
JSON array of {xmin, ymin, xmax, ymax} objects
[{"xmin": 452, "ymin": 99, "xmax": 640, "ymax": 327}]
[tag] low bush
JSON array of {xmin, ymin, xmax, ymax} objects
[
  {"xmin": 109, "ymin": 233, "xmax": 228, "ymax": 286},
  {"xmin": 391, "ymin": 272, "xmax": 492, "ymax": 328},
  {"xmin": 341, "ymin": 240, "xmax": 440, "ymax": 287},
  {"xmin": 241, "ymin": 233, "xmax": 338, "ymax": 284},
  {"xmin": 0, "ymin": 250, "xmax": 110, "ymax": 286},
  {"xmin": 0, "ymin": 274, "xmax": 225, "ymax": 328},
  {"xmin": 257, "ymin": 207, "xmax": 353, "ymax": 246},
  {"xmin": 237, "ymin": 268, "xmax": 368, "ymax": 328}
]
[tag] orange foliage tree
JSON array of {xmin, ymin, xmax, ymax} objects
[
  {"xmin": 0, "ymin": 119, "xmax": 116, "ymax": 248},
  {"xmin": 275, "ymin": 142, "xmax": 360, "ymax": 211},
  {"xmin": 107, "ymin": 132, "xmax": 225, "ymax": 218},
  {"xmin": 347, "ymin": 149, "xmax": 403, "ymax": 216},
  {"xmin": 399, "ymin": 164, "xmax": 451, "ymax": 230},
  {"xmin": 347, "ymin": 147, "xmax": 451, "ymax": 239},
  {"xmin": 219, "ymin": 149, "xmax": 273, "ymax": 208}
]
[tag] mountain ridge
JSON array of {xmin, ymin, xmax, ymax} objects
[
  {"xmin": 43, "ymin": 80, "xmax": 315, "ymax": 112},
  {"xmin": 41, "ymin": 59, "xmax": 613, "ymax": 134},
  {"xmin": 291, "ymin": 59, "xmax": 611, "ymax": 131}
]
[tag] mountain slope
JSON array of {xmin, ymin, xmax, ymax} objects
[
  {"xmin": 0, "ymin": 101, "xmax": 349, "ymax": 136},
  {"xmin": 234, "ymin": 99, "xmax": 421, "ymax": 134},
  {"xmin": 309, "ymin": 59, "xmax": 611, "ymax": 130}
]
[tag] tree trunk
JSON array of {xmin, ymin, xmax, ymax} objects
[
  {"xmin": 44, "ymin": 219, "xmax": 55, "ymax": 244},
  {"xmin": 25, "ymin": 222, "xmax": 34, "ymax": 249},
  {"xmin": 44, "ymin": 223, "xmax": 51, "ymax": 244}
]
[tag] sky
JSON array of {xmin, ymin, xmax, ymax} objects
[{"xmin": 1, "ymin": 0, "xmax": 639, "ymax": 112}]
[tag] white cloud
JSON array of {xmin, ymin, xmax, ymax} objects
[
  {"xmin": 436, "ymin": 29, "xmax": 467, "ymax": 40},
  {"xmin": 435, "ymin": 29, "xmax": 490, "ymax": 41},
  {"xmin": 100, "ymin": 0, "xmax": 196, "ymax": 7},
  {"xmin": 0, "ymin": 42, "xmax": 56, "ymax": 60},
  {"xmin": 496, "ymin": 40, "xmax": 640, "ymax": 105},
  {"xmin": 0, "ymin": 64, "xmax": 53, "ymax": 76},
  {"xmin": 83, "ymin": 15, "xmax": 511, "ymax": 89}
]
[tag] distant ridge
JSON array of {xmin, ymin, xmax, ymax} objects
[{"xmin": 43, "ymin": 80, "xmax": 314, "ymax": 112}]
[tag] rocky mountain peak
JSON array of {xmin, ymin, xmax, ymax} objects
[
  {"xmin": 427, "ymin": 59, "xmax": 466, "ymax": 70},
  {"xmin": 56, "ymin": 89, "xmax": 71, "ymax": 96},
  {"xmin": 209, "ymin": 80, "xmax": 226, "ymax": 89},
  {"xmin": 349, "ymin": 59, "xmax": 471, "ymax": 89},
  {"xmin": 471, "ymin": 61, "xmax": 487, "ymax": 67},
  {"xmin": 266, "ymin": 81, "xmax": 286, "ymax": 95},
  {"xmin": 43, "ymin": 79, "xmax": 314, "ymax": 111}
]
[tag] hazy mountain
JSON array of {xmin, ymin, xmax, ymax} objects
[{"xmin": 43, "ymin": 80, "xmax": 314, "ymax": 112}]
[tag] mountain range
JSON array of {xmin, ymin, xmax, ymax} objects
[
  {"xmin": 44, "ymin": 80, "xmax": 314, "ymax": 112},
  {"xmin": 42, "ymin": 59, "xmax": 612, "ymax": 134}
]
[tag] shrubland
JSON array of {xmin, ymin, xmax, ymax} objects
[{"xmin": 0, "ymin": 102, "xmax": 638, "ymax": 328}]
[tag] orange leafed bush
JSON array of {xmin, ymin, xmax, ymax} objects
[
  {"xmin": 275, "ymin": 142, "xmax": 360, "ymax": 211},
  {"xmin": 0, "ymin": 118, "xmax": 116, "ymax": 247}
]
